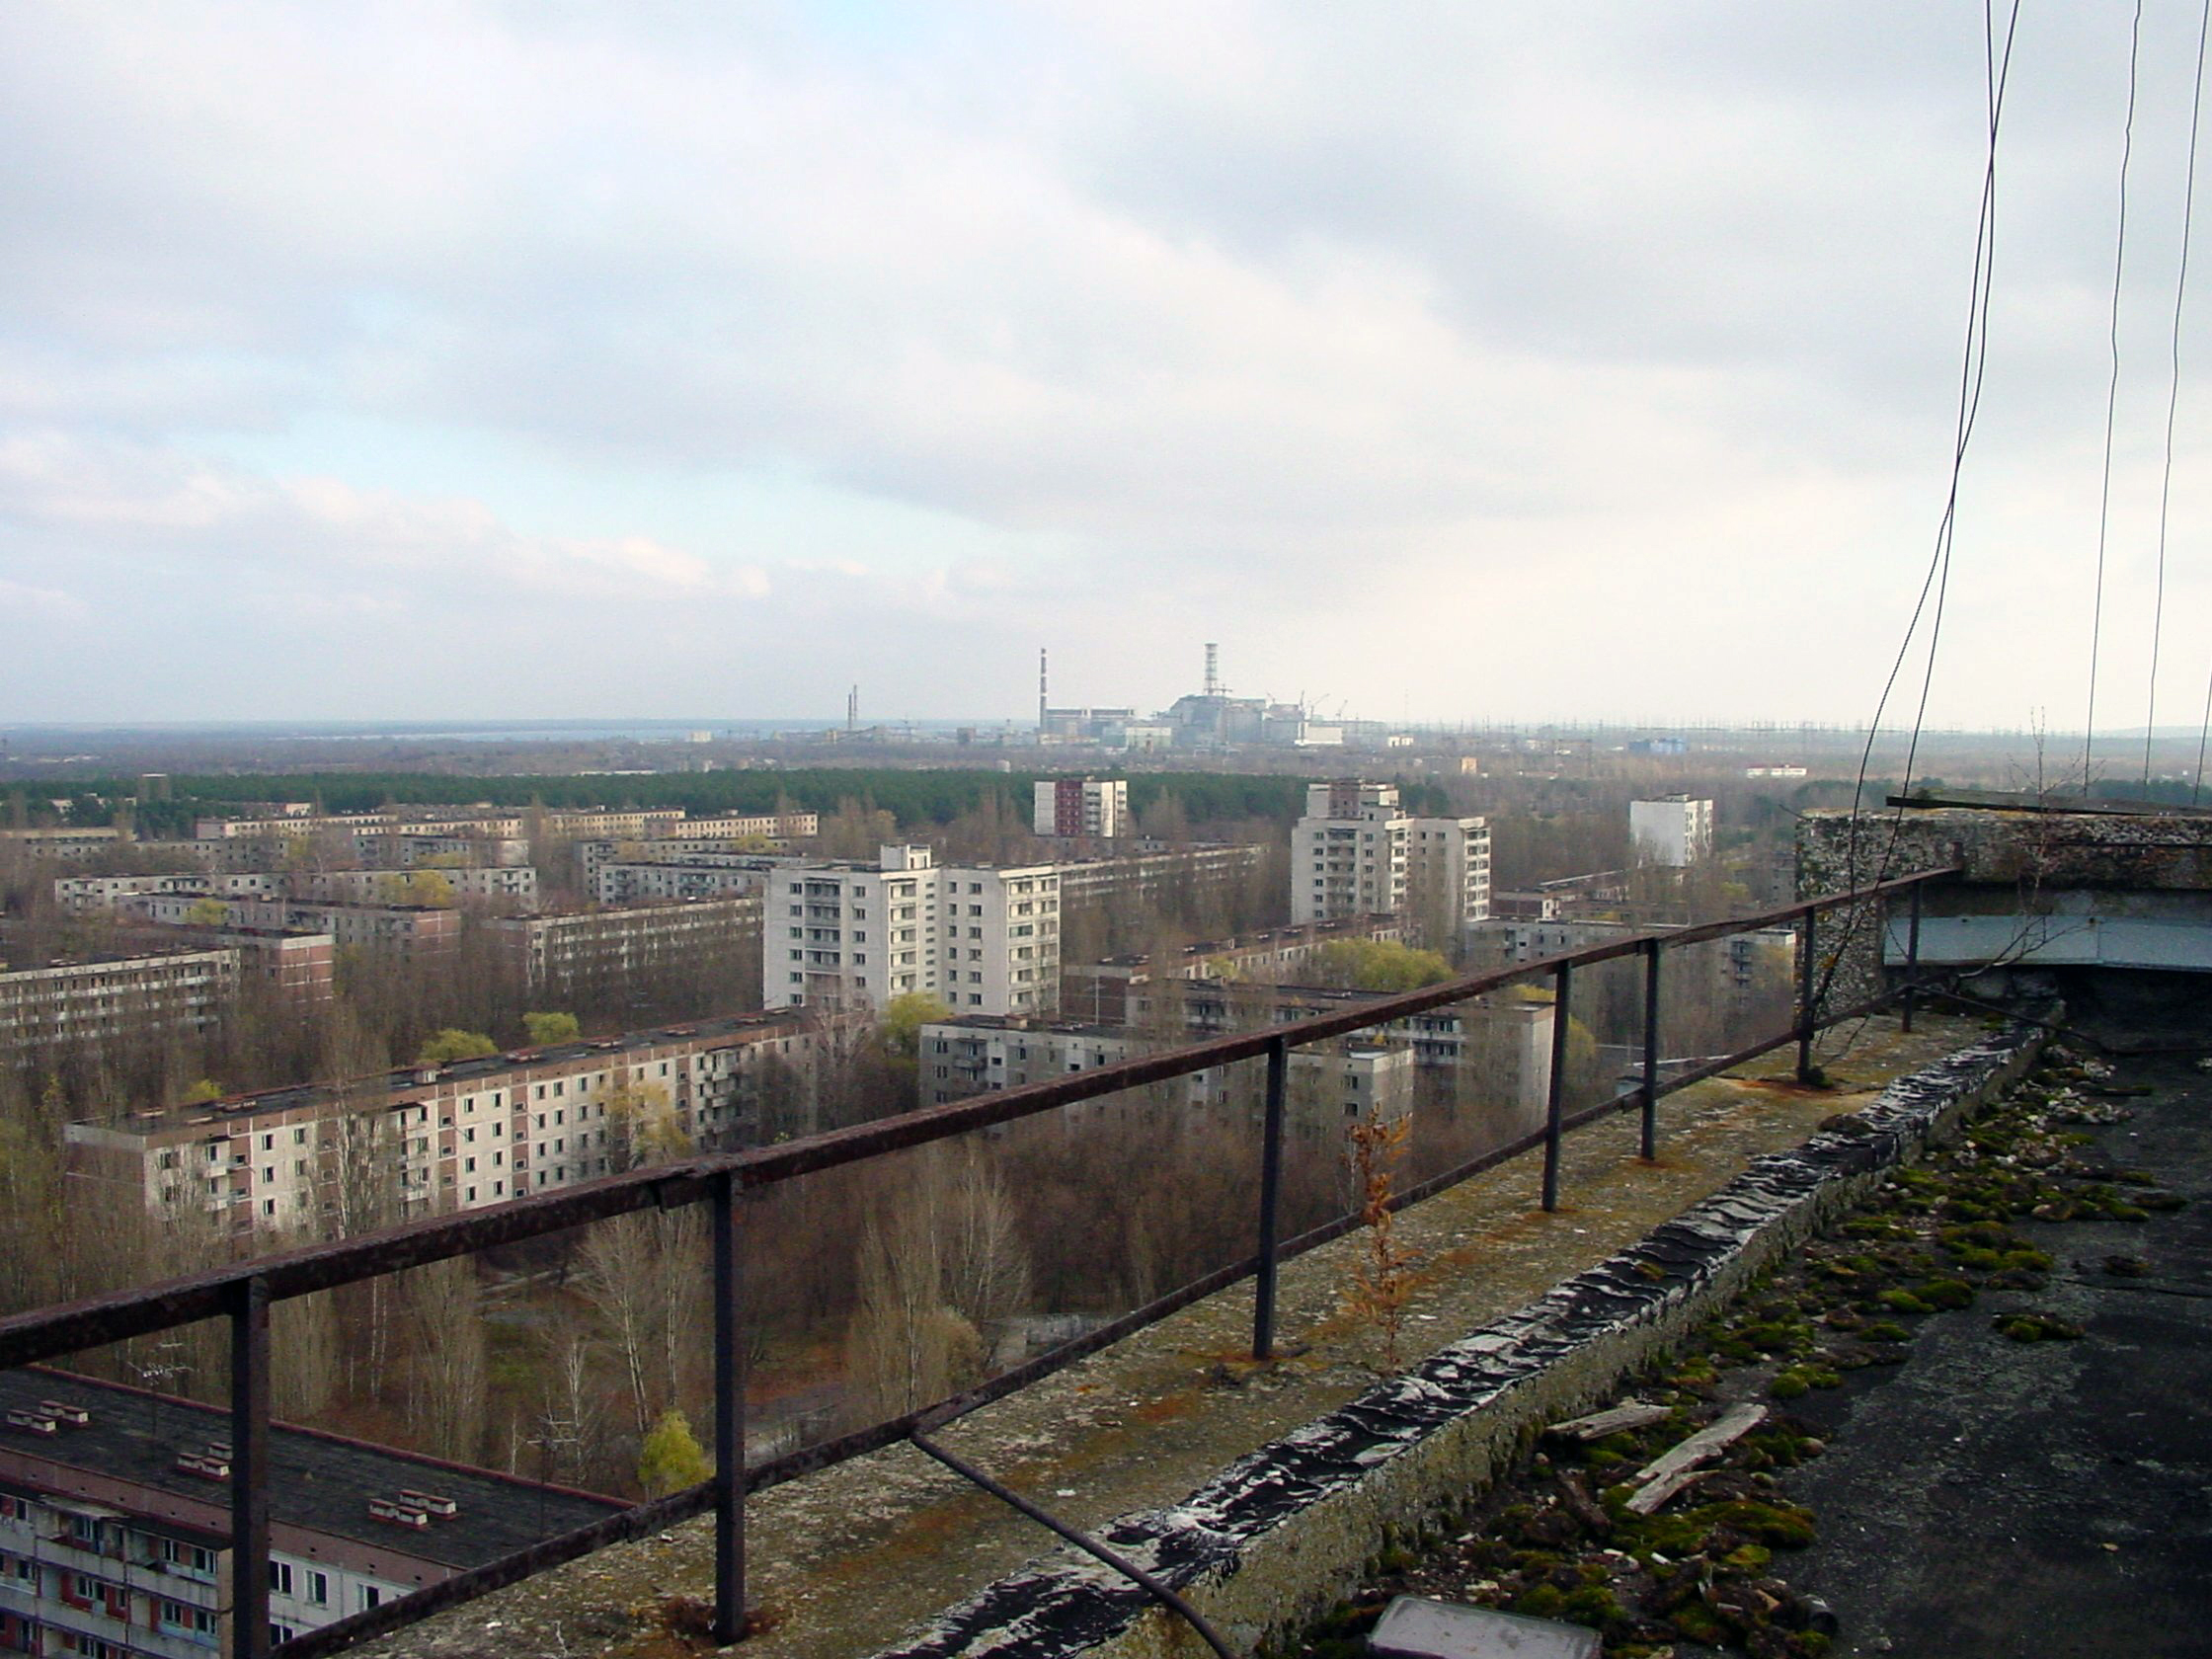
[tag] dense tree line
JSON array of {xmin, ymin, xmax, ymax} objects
[{"xmin": 27, "ymin": 768, "xmax": 1329, "ymax": 837}]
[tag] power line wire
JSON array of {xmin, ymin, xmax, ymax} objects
[
  {"xmin": 2086, "ymin": 0, "xmax": 2145, "ymax": 791},
  {"xmin": 1820, "ymin": 1, "xmax": 2020, "ymax": 1060},
  {"xmin": 1839, "ymin": 0, "xmax": 2019, "ymax": 901},
  {"xmin": 2163, "ymin": 1, "xmax": 2212, "ymax": 790}
]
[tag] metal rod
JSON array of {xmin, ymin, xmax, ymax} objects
[
  {"xmin": 1542, "ymin": 962, "xmax": 1572, "ymax": 1212},
  {"xmin": 229, "ymin": 1275, "xmax": 271, "ymax": 1659},
  {"xmin": 908, "ymin": 1430, "xmax": 1238, "ymax": 1659},
  {"xmin": 1796, "ymin": 908, "xmax": 1819, "ymax": 1083},
  {"xmin": 1902, "ymin": 884, "xmax": 1925, "ymax": 1034},
  {"xmin": 711, "ymin": 1171, "xmax": 748, "ymax": 1645},
  {"xmin": 1641, "ymin": 938, "xmax": 1662, "ymax": 1159},
  {"xmin": 1252, "ymin": 1036, "xmax": 1288, "ymax": 1361}
]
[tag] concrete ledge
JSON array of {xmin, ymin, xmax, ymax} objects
[{"xmin": 880, "ymin": 1020, "xmax": 2046, "ymax": 1659}]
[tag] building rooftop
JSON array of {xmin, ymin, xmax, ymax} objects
[
  {"xmin": 0, "ymin": 944, "xmax": 233, "ymax": 977},
  {"xmin": 0, "ymin": 1369, "xmax": 621, "ymax": 1570}
]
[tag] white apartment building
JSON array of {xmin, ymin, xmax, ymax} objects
[
  {"xmin": 665, "ymin": 812, "xmax": 820, "ymax": 841},
  {"xmin": 192, "ymin": 812, "xmax": 525, "ymax": 841},
  {"xmin": 289, "ymin": 866, "xmax": 539, "ymax": 908},
  {"xmin": 1465, "ymin": 917, "xmax": 1643, "ymax": 966},
  {"xmin": 917, "ymin": 1016, "xmax": 1413, "ymax": 1139},
  {"xmin": 1124, "ymin": 978, "xmax": 1553, "ymax": 1098},
  {"xmin": 592, "ymin": 861, "xmax": 771, "ymax": 905},
  {"xmin": 1290, "ymin": 782, "xmax": 1490, "ymax": 941},
  {"xmin": 764, "ymin": 846, "xmax": 1060, "ymax": 1017},
  {"xmin": 0, "ymin": 1370, "xmax": 621, "ymax": 1658},
  {"xmin": 1032, "ymin": 778, "xmax": 1129, "ymax": 839},
  {"xmin": 537, "ymin": 809, "xmax": 686, "ymax": 840},
  {"xmin": 54, "ymin": 872, "xmax": 284, "ymax": 916},
  {"xmin": 1629, "ymin": 796, "xmax": 1715, "ymax": 867},
  {"xmin": 65, "ymin": 1010, "xmax": 831, "ymax": 1231}
]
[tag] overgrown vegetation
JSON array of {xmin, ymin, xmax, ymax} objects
[{"xmin": 1272, "ymin": 1041, "xmax": 2187, "ymax": 1657}]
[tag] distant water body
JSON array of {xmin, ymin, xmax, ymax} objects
[{"xmin": 4, "ymin": 719, "xmax": 1007, "ymax": 745}]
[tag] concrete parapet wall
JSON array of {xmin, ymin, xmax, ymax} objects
[
  {"xmin": 879, "ymin": 1021, "xmax": 2045, "ymax": 1659},
  {"xmin": 1797, "ymin": 806, "xmax": 2212, "ymax": 1011}
]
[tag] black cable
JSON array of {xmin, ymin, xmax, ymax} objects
[
  {"xmin": 2197, "ymin": 668, "xmax": 2212, "ymax": 804},
  {"xmin": 2087, "ymin": 0, "xmax": 2145, "ymax": 791},
  {"xmin": 1815, "ymin": 2, "xmax": 2020, "ymax": 1057},
  {"xmin": 1837, "ymin": 0, "xmax": 2019, "ymax": 902},
  {"xmin": 2164, "ymin": 5, "xmax": 2212, "ymax": 794}
]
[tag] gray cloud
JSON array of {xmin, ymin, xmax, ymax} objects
[{"xmin": 2, "ymin": 1, "xmax": 2209, "ymax": 729}]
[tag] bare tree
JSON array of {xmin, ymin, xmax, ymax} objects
[
  {"xmin": 575, "ymin": 1216, "xmax": 662, "ymax": 1439},
  {"xmin": 838, "ymin": 1144, "xmax": 1027, "ymax": 1425},
  {"xmin": 936, "ymin": 1145, "xmax": 1029, "ymax": 1332},
  {"xmin": 401, "ymin": 1257, "xmax": 487, "ymax": 1462}
]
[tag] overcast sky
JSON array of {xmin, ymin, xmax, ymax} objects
[{"xmin": 4, "ymin": 2, "xmax": 2210, "ymax": 733}]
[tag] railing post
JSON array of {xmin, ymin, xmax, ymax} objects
[
  {"xmin": 1901, "ymin": 882, "xmax": 1925, "ymax": 1033},
  {"xmin": 228, "ymin": 1275, "xmax": 270, "ymax": 1659},
  {"xmin": 1542, "ymin": 963, "xmax": 1572, "ymax": 1212},
  {"xmin": 1252, "ymin": 1036, "xmax": 1288, "ymax": 1361},
  {"xmin": 1640, "ymin": 938, "xmax": 1662, "ymax": 1160},
  {"xmin": 1796, "ymin": 908, "xmax": 1819, "ymax": 1084},
  {"xmin": 712, "ymin": 1170, "xmax": 749, "ymax": 1645}
]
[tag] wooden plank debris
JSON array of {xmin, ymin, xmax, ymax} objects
[
  {"xmin": 1623, "ymin": 1402, "xmax": 1767, "ymax": 1516},
  {"xmin": 1556, "ymin": 1471, "xmax": 1612, "ymax": 1537},
  {"xmin": 1542, "ymin": 1401, "xmax": 1672, "ymax": 1443}
]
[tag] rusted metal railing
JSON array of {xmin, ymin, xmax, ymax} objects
[{"xmin": 0, "ymin": 866, "xmax": 1957, "ymax": 1659}]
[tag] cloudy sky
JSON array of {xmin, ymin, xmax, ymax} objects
[{"xmin": 3, "ymin": 2, "xmax": 2209, "ymax": 732}]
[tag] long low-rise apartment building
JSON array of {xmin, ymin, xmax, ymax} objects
[
  {"xmin": 126, "ymin": 833, "xmax": 532, "ymax": 875},
  {"xmin": 115, "ymin": 925, "xmax": 336, "ymax": 1006},
  {"xmin": 55, "ymin": 873, "xmax": 285, "ymax": 916},
  {"xmin": 575, "ymin": 832, "xmax": 815, "ymax": 894},
  {"xmin": 0, "ymin": 827, "xmax": 126, "ymax": 866},
  {"xmin": 916, "ymin": 1014, "xmax": 1413, "ymax": 1139},
  {"xmin": 591, "ymin": 861, "xmax": 770, "ymax": 905},
  {"xmin": 129, "ymin": 896, "xmax": 460, "ymax": 959},
  {"xmin": 0, "ymin": 1368, "xmax": 621, "ymax": 1657},
  {"xmin": 1054, "ymin": 843, "xmax": 1265, "ymax": 916},
  {"xmin": 1121, "ymin": 977, "xmax": 1555, "ymax": 1118},
  {"xmin": 289, "ymin": 866, "xmax": 539, "ymax": 908},
  {"xmin": 484, "ymin": 897, "xmax": 761, "ymax": 999},
  {"xmin": 1061, "ymin": 913, "xmax": 1405, "ymax": 1024},
  {"xmin": 66, "ymin": 1009, "xmax": 834, "ymax": 1231},
  {"xmin": 663, "ymin": 812, "xmax": 819, "ymax": 841},
  {"xmin": 193, "ymin": 812, "xmax": 527, "ymax": 841},
  {"xmin": 59, "ymin": 867, "xmax": 536, "ymax": 915},
  {"xmin": 0, "ymin": 949, "xmax": 238, "ymax": 1066}
]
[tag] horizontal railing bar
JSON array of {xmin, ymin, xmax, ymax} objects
[{"xmin": 0, "ymin": 866, "xmax": 1959, "ymax": 1373}]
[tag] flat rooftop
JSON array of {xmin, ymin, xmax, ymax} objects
[{"xmin": 0, "ymin": 1370, "xmax": 620, "ymax": 1570}]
